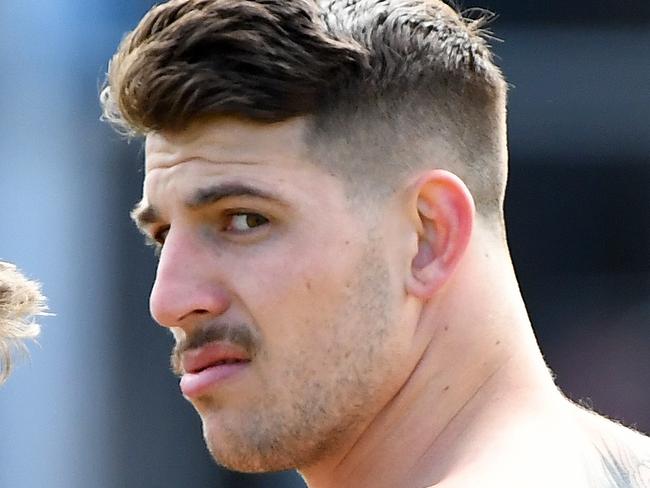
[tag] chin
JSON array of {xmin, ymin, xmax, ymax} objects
[
  {"xmin": 200, "ymin": 413, "xmax": 315, "ymax": 474},
  {"xmin": 205, "ymin": 432, "xmax": 296, "ymax": 473}
]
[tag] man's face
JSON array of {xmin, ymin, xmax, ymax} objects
[{"xmin": 138, "ymin": 117, "xmax": 415, "ymax": 472}]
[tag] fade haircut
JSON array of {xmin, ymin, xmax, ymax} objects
[
  {"xmin": 101, "ymin": 0, "xmax": 508, "ymax": 217},
  {"xmin": 0, "ymin": 261, "xmax": 46, "ymax": 384}
]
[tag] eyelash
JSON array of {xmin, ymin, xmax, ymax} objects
[
  {"xmin": 145, "ymin": 232, "xmax": 166, "ymax": 256},
  {"xmin": 224, "ymin": 211, "xmax": 270, "ymax": 233},
  {"xmin": 152, "ymin": 226, "xmax": 170, "ymax": 244},
  {"xmin": 145, "ymin": 211, "xmax": 269, "ymax": 254}
]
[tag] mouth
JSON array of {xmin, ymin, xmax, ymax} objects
[
  {"xmin": 186, "ymin": 357, "xmax": 249, "ymax": 373},
  {"xmin": 179, "ymin": 342, "xmax": 251, "ymax": 398}
]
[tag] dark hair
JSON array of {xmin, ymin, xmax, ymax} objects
[{"xmin": 101, "ymin": 0, "xmax": 508, "ymax": 216}]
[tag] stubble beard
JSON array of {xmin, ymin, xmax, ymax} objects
[{"xmin": 202, "ymin": 241, "xmax": 399, "ymax": 473}]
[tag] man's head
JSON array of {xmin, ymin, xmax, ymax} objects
[
  {"xmin": 102, "ymin": 0, "xmax": 508, "ymax": 219},
  {"xmin": 0, "ymin": 261, "xmax": 45, "ymax": 384},
  {"xmin": 102, "ymin": 0, "xmax": 509, "ymax": 474}
]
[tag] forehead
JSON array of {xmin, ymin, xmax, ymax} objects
[
  {"xmin": 138, "ymin": 116, "xmax": 353, "ymax": 222},
  {"xmin": 144, "ymin": 116, "xmax": 311, "ymax": 173}
]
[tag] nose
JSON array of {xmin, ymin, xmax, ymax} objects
[{"xmin": 149, "ymin": 227, "xmax": 231, "ymax": 329}]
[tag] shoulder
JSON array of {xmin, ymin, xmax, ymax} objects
[
  {"xmin": 440, "ymin": 402, "xmax": 650, "ymax": 488},
  {"xmin": 581, "ymin": 408, "xmax": 650, "ymax": 487},
  {"xmin": 594, "ymin": 439, "xmax": 650, "ymax": 488},
  {"xmin": 427, "ymin": 399, "xmax": 649, "ymax": 488}
]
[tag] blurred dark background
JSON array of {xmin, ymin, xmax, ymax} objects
[{"xmin": 0, "ymin": 1, "xmax": 647, "ymax": 487}]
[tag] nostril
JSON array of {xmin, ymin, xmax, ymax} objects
[{"xmin": 178, "ymin": 308, "xmax": 210, "ymax": 321}]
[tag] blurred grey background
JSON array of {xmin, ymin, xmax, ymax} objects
[{"xmin": 0, "ymin": 1, "xmax": 648, "ymax": 487}]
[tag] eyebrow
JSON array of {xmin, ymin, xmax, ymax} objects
[
  {"xmin": 130, "ymin": 182, "xmax": 286, "ymax": 231},
  {"xmin": 185, "ymin": 182, "xmax": 284, "ymax": 210}
]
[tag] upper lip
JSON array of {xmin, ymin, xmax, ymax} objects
[{"xmin": 181, "ymin": 342, "xmax": 251, "ymax": 374}]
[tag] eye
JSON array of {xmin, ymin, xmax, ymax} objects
[
  {"xmin": 153, "ymin": 226, "xmax": 170, "ymax": 246},
  {"xmin": 144, "ymin": 227, "xmax": 168, "ymax": 257},
  {"xmin": 225, "ymin": 213, "xmax": 269, "ymax": 233}
]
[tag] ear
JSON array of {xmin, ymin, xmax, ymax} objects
[{"xmin": 405, "ymin": 170, "xmax": 475, "ymax": 299}]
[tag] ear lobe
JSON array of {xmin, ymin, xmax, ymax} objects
[{"xmin": 406, "ymin": 170, "xmax": 475, "ymax": 300}]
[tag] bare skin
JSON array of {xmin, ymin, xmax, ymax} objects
[{"xmin": 136, "ymin": 116, "xmax": 649, "ymax": 488}]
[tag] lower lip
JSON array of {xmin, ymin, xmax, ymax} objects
[{"xmin": 180, "ymin": 362, "xmax": 249, "ymax": 398}]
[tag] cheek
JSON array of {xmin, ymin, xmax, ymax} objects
[
  {"xmin": 242, "ymin": 251, "xmax": 363, "ymax": 365},
  {"xmin": 256, "ymin": 261, "xmax": 348, "ymax": 334},
  {"xmin": 231, "ymin": 231, "xmax": 362, "ymax": 324}
]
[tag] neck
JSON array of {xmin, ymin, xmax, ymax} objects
[{"xmin": 300, "ymin": 231, "xmax": 561, "ymax": 488}]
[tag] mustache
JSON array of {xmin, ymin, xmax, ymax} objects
[{"xmin": 170, "ymin": 322, "xmax": 259, "ymax": 376}]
